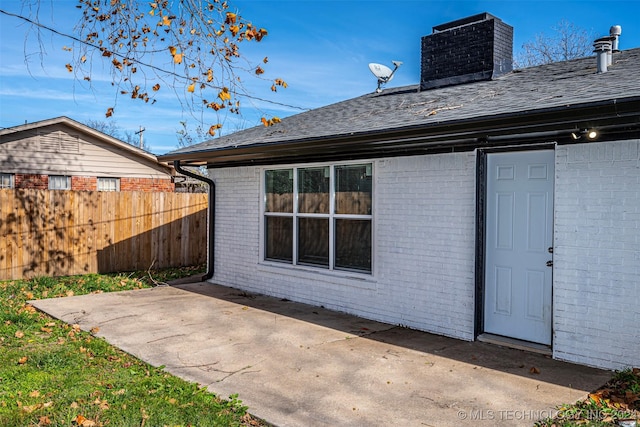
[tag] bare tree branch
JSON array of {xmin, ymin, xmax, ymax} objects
[{"xmin": 515, "ymin": 20, "xmax": 596, "ymax": 68}]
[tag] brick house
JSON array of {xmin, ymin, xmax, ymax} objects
[
  {"xmin": 160, "ymin": 14, "xmax": 640, "ymax": 370},
  {"xmin": 1, "ymin": 116, "xmax": 175, "ymax": 192}
]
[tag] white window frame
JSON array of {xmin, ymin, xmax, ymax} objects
[
  {"xmin": 48, "ymin": 175, "xmax": 71, "ymax": 190},
  {"xmin": 97, "ymin": 177, "xmax": 120, "ymax": 192},
  {"xmin": 0, "ymin": 173, "xmax": 14, "ymax": 189},
  {"xmin": 261, "ymin": 161, "xmax": 374, "ymax": 275}
]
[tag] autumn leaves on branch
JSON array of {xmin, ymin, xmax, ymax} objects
[{"xmin": 65, "ymin": 0, "xmax": 287, "ymax": 136}]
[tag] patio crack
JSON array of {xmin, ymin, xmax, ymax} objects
[
  {"xmin": 97, "ymin": 314, "xmax": 139, "ymax": 325},
  {"xmin": 172, "ymin": 354, "xmax": 264, "ymax": 384},
  {"xmin": 147, "ymin": 333, "xmax": 187, "ymax": 344},
  {"xmin": 311, "ymin": 325, "xmax": 399, "ymax": 348}
]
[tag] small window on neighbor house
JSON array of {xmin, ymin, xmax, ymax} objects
[
  {"xmin": 48, "ymin": 175, "xmax": 71, "ymax": 190},
  {"xmin": 97, "ymin": 177, "xmax": 120, "ymax": 192},
  {"xmin": 0, "ymin": 173, "xmax": 14, "ymax": 189}
]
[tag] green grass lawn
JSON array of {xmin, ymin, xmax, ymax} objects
[
  {"xmin": 534, "ymin": 366, "xmax": 640, "ymax": 427},
  {"xmin": 0, "ymin": 266, "xmax": 264, "ymax": 427}
]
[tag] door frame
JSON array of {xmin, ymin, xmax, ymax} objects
[{"xmin": 474, "ymin": 144, "xmax": 555, "ymax": 345}]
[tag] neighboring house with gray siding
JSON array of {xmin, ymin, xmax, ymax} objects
[
  {"xmin": 1, "ymin": 116, "xmax": 175, "ymax": 192},
  {"xmin": 160, "ymin": 13, "xmax": 640, "ymax": 370}
]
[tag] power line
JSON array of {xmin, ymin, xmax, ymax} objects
[{"xmin": 0, "ymin": 8, "xmax": 310, "ymax": 112}]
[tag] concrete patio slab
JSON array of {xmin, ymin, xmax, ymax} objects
[{"xmin": 31, "ymin": 281, "xmax": 612, "ymax": 426}]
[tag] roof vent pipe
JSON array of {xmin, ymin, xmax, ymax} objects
[
  {"xmin": 610, "ymin": 25, "xmax": 622, "ymax": 51},
  {"xmin": 593, "ymin": 36, "xmax": 613, "ymax": 73}
]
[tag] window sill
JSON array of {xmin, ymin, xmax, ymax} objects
[{"xmin": 257, "ymin": 261, "xmax": 377, "ymax": 291}]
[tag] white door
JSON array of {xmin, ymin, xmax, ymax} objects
[{"xmin": 484, "ymin": 150, "xmax": 554, "ymax": 345}]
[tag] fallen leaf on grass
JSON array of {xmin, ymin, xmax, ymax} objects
[
  {"xmin": 21, "ymin": 304, "xmax": 37, "ymax": 314},
  {"xmin": 625, "ymin": 390, "xmax": 640, "ymax": 401},
  {"xmin": 18, "ymin": 356, "xmax": 28, "ymax": 365},
  {"xmin": 38, "ymin": 415, "xmax": 52, "ymax": 425},
  {"xmin": 21, "ymin": 401, "xmax": 52, "ymax": 413},
  {"xmin": 14, "ymin": 331, "xmax": 24, "ymax": 338},
  {"xmin": 93, "ymin": 398, "xmax": 109, "ymax": 409},
  {"xmin": 21, "ymin": 404, "xmax": 40, "ymax": 413},
  {"xmin": 74, "ymin": 414, "xmax": 96, "ymax": 426},
  {"xmin": 90, "ymin": 326, "xmax": 100, "ymax": 334},
  {"xmin": 29, "ymin": 390, "xmax": 41, "ymax": 398}
]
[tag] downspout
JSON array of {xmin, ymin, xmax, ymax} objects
[{"xmin": 173, "ymin": 160, "xmax": 215, "ymax": 281}]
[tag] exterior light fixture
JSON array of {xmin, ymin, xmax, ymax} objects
[{"xmin": 571, "ymin": 129, "xmax": 599, "ymax": 140}]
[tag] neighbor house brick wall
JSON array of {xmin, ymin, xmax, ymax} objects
[
  {"xmin": 15, "ymin": 174, "xmax": 48, "ymax": 189},
  {"xmin": 120, "ymin": 177, "xmax": 174, "ymax": 192},
  {"xmin": 208, "ymin": 152, "xmax": 477, "ymax": 341},
  {"xmin": 553, "ymin": 140, "xmax": 640, "ymax": 370},
  {"xmin": 9, "ymin": 174, "xmax": 174, "ymax": 192},
  {"xmin": 71, "ymin": 176, "xmax": 97, "ymax": 191}
]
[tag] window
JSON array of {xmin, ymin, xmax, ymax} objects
[
  {"xmin": 0, "ymin": 173, "xmax": 14, "ymax": 189},
  {"xmin": 97, "ymin": 177, "xmax": 120, "ymax": 192},
  {"xmin": 264, "ymin": 163, "xmax": 372, "ymax": 273},
  {"xmin": 48, "ymin": 175, "xmax": 70, "ymax": 190}
]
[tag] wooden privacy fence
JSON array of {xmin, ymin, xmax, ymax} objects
[{"xmin": 0, "ymin": 189, "xmax": 208, "ymax": 281}]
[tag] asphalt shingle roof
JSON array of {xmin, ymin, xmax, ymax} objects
[{"xmin": 163, "ymin": 48, "xmax": 640, "ymax": 161}]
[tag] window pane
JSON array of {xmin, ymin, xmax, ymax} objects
[
  {"xmin": 0, "ymin": 173, "xmax": 14, "ymax": 189},
  {"xmin": 265, "ymin": 169, "xmax": 293, "ymax": 212},
  {"xmin": 335, "ymin": 164, "xmax": 372, "ymax": 214},
  {"xmin": 298, "ymin": 167, "xmax": 329, "ymax": 213},
  {"xmin": 298, "ymin": 217, "xmax": 329, "ymax": 267},
  {"xmin": 98, "ymin": 178, "xmax": 119, "ymax": 192},
  {"xmin": 49, "ymin": 175, "xmax": 70, "ymax": 190},
  {"xmin": 335, "ymin": 219, "xmax": 371, "ymax": 272},
  {"xmin": 265, "ymin": 216, "xmax": 293, "ymax": 262}
]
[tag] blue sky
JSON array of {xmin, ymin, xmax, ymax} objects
[{"xmin": 1, "ymin": 0, "xmax": 640, "ymax": 154}]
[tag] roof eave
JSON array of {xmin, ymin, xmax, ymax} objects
[{"xmin": 159, "ymin": 96, "xmax": 640, "ymax": 168}]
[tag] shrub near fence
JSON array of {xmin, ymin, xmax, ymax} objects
[{"xmin": 0, "ymin": 189, "xmax": 208, "ymax": 281}]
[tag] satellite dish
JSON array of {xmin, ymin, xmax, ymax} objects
[{"xmin": 368, "ymin": 61, "xmax": 403, "ymax": 93}]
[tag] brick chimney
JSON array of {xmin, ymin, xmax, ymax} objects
[{"xmin": 420, "ymin": 13, "xmax": 513, "ymax": 90}]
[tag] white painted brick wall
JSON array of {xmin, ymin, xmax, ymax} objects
[
  {"xmin": 208, "ymin": 152, "xmax": 477, "ymax": 341},
  {"xmin": 554, "ymin": 140, "xmax": 640, "ymax": 370},
  {"xmin": 206, "ymin": 142, "xmax": 639, "ymax": 370}
]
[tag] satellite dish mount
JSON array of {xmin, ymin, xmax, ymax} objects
[{"xmin": 368, "ymin": 60, "xmax": 403, "ymax": 93}]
